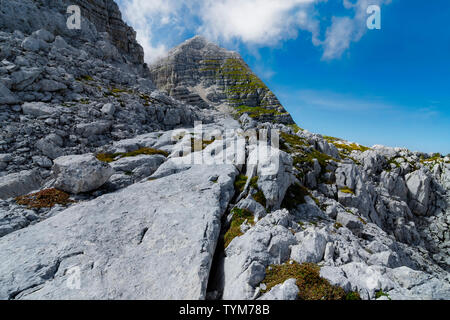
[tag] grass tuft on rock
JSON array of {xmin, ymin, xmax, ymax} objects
[
  {"xmin": 96, "ymin": 147, "xmax": 169, "ymax": 163},
  {"xmin": 339, "ymin": 187, "xmax": 355, "ymax": 195},
  {"xmin": 234, "ymin": 174, "xmax": 248, "ymax": 194},
  {"xmin": 233, "ymin": 175, "xmax": 267, "ymax": 207},
  {"xmin": 375, "ymin": 290, "xmax": 391, "ymax": 300},
  {"xmin": 190, "ymin": 138, "xmax": 215, "ymax": 152},
  {"xmin": 224, "ymin": 208, "xmax": 255, "ymax": 248},
  {"xmin": 262, "ymin": 262, "xmax": 359, "ymax": 300},
  {"xmin": 334, "ymin": 222, "xmax": 343, "ymax": 229},
  {"xmin": 280, "ymin": 132, "xmax": 308, "ymax": 153},
  {"xmin": 333, "ymin": 142, "xmax": 370, "ymax": 153},
  {"xmin": 15, "ymin": 188, "xmax": 74, "ymax": 209}
]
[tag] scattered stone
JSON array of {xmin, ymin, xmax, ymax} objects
[
  {"xmin": 52, "ymin": 154, "xmax": 114, "ymax": 194},
  {"xmin": 0, "ymin": 170, "xmax": 42, "ymax": 200}
]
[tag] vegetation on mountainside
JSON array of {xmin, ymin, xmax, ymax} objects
[
  {"xmin": 15, "ymin": 188, "xmax": 74, "ymax": 209},
  {"xmin": 261, "ymin": 262, "xmax": 361, "ymax": 300},
  {"xmin": 236, "ymin": 105, "xmax": 286, "ymax": 118},
  {"xmin": 375, "ymin": 290, "xmax": 391, "ymax": 300},
  {"xmin": 280, "ymin": 132, "xmax": 338, "ymax": 172},
  {"xmin": 199, "ymin": 58, "xmax": 288, "ymax": 119},
  {"xmin": 420, "ymin": 153, "xmax": 450, "ymax": 166},
  {"xmin": 96, "ymin": 147, "xmax": 169, "ymax": 163},
  {"xmin": 234, "ymin": 175, "xmax": 267, "ymax": 207},
  {"xmin": 224, "ymin": 208, "xmax": 255, "ymax": 248},
  {"xmin": 333, "ymin": 142, "xmax": 370, "ymax": 153}
]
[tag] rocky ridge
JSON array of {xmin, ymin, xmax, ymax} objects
[{"xmin": 0, "ymin": 0, "xmax": 449, "ymax": 300}]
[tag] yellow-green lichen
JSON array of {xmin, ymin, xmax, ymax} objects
[
  {"xmin": 340, "ymin": 187, "xmax": 355, "ymax": 195},
  {"xmin": 96, "ymin": 148, "xmax": 169, "ymax": 163},
  {"xmin": 334, "ymin": 142, "xmax": 370, "ymax": 154}
]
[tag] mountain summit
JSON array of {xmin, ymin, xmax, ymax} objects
[{"xmin": 149, "ymin": 35, "xmax": 295, "ymax": 124}]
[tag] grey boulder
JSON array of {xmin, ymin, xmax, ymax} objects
[
  {"xmin": 52, "ymin": 154, "xmax": 113, "ymax": 194},
  {"xmin": 0, "ymin": 170, "xmax": 42, "ymax": 200},
  {"xmin": 0, "ymin": 82, "xmax": 19, "ymax": 104},
  {"xmin": 21, "ymin": 102, "xmax": 55, "ymax": 117},
  {"xmin": 258, "ymin": 278, "xmax": 298, "ymax": 300},
  {"xmin": 290, "ymin": 228, "xmax": 328, "ymax": 264}
]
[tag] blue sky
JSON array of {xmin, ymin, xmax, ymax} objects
[{"xmin": 116, "ymin": 0, "xmax": 450, "ymax": 154}]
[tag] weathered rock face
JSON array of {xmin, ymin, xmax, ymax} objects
[
  {"xmin": 221, "ymin": 210, "xmax": 297, "ymax": 300},
  {"xmin": 246, "ymin": 145, "xmax": 295, "ymax": 210},
  {"xmin": 406, "ymin": 169, "xmax": 432, "ymax": 216},
  {"xmin": 0, "ymin": 0, "xmax": 144, "ymax": 64},
  {"xmin": 0, "ymin": 164, "xmax": 237, "ymax": 300},
  {"xmin": 149, "ymin": 36, "xmax": 294, "ymax": 124}
]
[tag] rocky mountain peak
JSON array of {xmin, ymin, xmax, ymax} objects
[{"xmin": 149, "ymin": 35, "xmax": 295, "ymax": 125}]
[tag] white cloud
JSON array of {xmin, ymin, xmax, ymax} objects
[
  {"xmin": 118, "ymin": 0, "xmax": 392, "ymax": 63},
  {"xmin": 321, "ymin": 0, "xmax": 391, "ymax": 60},
  {"xmin": 198, "ymin": 0, "xmax": 318, "ymax": 45},
  {"xmin": 120, "ymin": 0, "xmax": 183, "ymax": 62},
  {"xmin": 321, "ymin": 17, "xmax": 355, "ymax": 60}
]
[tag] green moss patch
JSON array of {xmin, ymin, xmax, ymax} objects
[
  {"xmin": 262, "ymin": 262, "xmax": 359, "ymax": 300},
  {"xmin": 233, "ymin": 175, "xmax": 267, "ymax": 207},
  {"xmin": 16, "ymin": 188, "xmax": 74, "ymax": 209},
  {"xmin": 323, "ymin": 135, "xmax": 341, "ymax": 143},
  {"xmin": 334, "ymin": 222, "xmax": 343, "ymax": 229},
  {"xmin": 295, "ymin": 149, "xmax": 337, "ymax": 170},
  {"xmin": 280, "ymin": 132, "xmax": 308, "ymax": 153},
  {"xmin": 96, "ymin": 147, "xmax": 169, "ymax": 163},
  {"xmin": 375, "ymin": 290, "xmax": 391, "ymax": 300},
  {"xmin": 200, "ymin": 58, "xmax": 289, "ymax": 119},
  {"xmin": 224, "ymin": 208, "xmax": 255, "ymax": 248},
  {"xmin": 339, "ymin": 187, "xmax": 355, "ymax": 195},
  {"xmin": 420, "ymin": 153, "xmax": 446, "ymax": 166},
  {"xmin": 234, "ymin": 174, "xmax": 248, "ymax": 194},
  {"xmin": 236, "ymin": 105, "xmax": 284, "ymax": 118}
]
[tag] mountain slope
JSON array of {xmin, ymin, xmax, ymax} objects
[{"xmin": 149, "ymin": 36, "xmax": 295, "ymax": 125}]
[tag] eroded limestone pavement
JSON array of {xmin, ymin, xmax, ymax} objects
[{"xmin": 0, "ymin": 0, "xmax": 449, "ymax": 300}]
